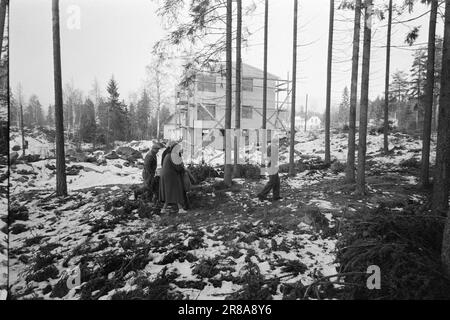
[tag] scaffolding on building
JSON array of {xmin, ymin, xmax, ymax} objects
[{"xmin": 169, "ymin": 72, "xmax": 293, "ymax": 164}]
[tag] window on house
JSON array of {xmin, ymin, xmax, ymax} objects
[
  {"xmin": 197, "ymin": 74, "xmax": 216, "ymax": 92},
  {"xmin": 242, "ymin": 106, "xmax": 253, "ymax": 119},
  {"xmin": 243, "ymin": 77, "xmax": 253, "ymax": 91},
  {"xmin": 197, "ymin": 104, "xmax": 216, "ymax": 121}
]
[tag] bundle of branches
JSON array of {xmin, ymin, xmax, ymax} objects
[
  {"xmin": 187, "ymin": 163, "xmax": 219, "ymax": 183},
  {"xmin": 226, "ymin": 261, "xmax": 279, "ymax": 300},
  {"xmin": 301, "ymin": 156, "xmax": 330, "ymax": 171},
  {"xmin": 335, "ymin": 202, "xmax": 450, "ymax": 299},
  {"xmin": 192, "ymin": 257, "xmax": 220, "ymax": 279},
  {"xmin": 280, "ymin": 155, "xmax": 330, "ymax": 174},
  {"xmin": 399, "ymin": 157, "xmax": 421, "ymax": 169},
  {"xmin": 233, "ymin": 164, "xmax": 262, "ymax": 180},
  {"xmin": 111, "ymin": 267, "xmax": 183, "ymax": 300},
  {"xmin": 78, "ymin": 247, "xmax": 153, "ymax": 299}
]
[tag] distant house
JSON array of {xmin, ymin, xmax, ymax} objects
[
  {"xmin": 307, "ymin": 116, "xmax": 321, "ymax": 130},
  {"xmin": 164, "ymin": 63, "xmax": 288, "ymax": 155},
  {"xmin": 294, "ymin": 115, "xmax": 322, "ymax": 131},
  {"xmin": 163, "ymin": 117, "xmax": 183, "ymax": 141}
]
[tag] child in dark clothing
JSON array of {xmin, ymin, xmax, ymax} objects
[{"xmin": 256, "ymin": 142, "xmax": 283, "ymax": 202}]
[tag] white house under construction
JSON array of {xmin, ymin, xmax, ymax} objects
[{"xmin": 164, "ymin": 63, "xmax": 289, "ymax": 160}]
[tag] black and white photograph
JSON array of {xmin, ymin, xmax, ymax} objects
[{"xmin": 3, "ymin": 0, "xmax": 450, "ymax": 302}]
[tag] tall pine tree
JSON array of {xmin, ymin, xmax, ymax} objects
[
  {"xmin": 106, "ymin": 77, "xmax": 128, "ymax": 145},
  {"xmin": 136, "ymin": 90, "xmax": 151, "ymax": 140},
  {"xmin": 338, "ymin": 87, "xmax": 350, "ymax": 126},
  {"xmin": 79, "ymin": 98, "xmax": 96, "ymax": 143}
]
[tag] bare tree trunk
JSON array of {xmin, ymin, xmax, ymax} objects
[
  {"xmin": 156, "ymin": 105, "xmax": 160, "ymax": 139},
  {"xmin": 224, "ymin": 0, "xmax": 233, "ymax": 186},
  {"xmin": 233, "ymin": 0, "xmax": 242, "ymax": 178},
  {"xmin": 383, "ymin": 0, "xmax": 392, "ymax": 155},
  {"xmin": 0, "ymin": 0, "xmax": 7, "ymax": 55},
  {"xmin": 443, "ymin": 213, "xmax": 450, "ymax": 276},
  {"xmin": 345, "ymin": 0, "xmax": 362, "ymax": 183},
  {"xmin": 417, "ymin": 69, "xmax": 421, "ymax": 131},
  {"xmin": 262, "ymin": 0, "xmax": 268, "ymax": 130},
  {"xmin": 20, "ymin": 104, "xmax": 25, "ymax": 157},
  {"xmin": 93, "ymin": 125, "xmax": 96, "ymax": 150},
  {"xmin": 289, "ymin": 0, "xmax": 298, "ymax": 176},
  {"xmin": 439, "ymin": 0, "xmax": 450, "ymax": 277},
  {"xmin": 79, "ymin": 107, "xmax": 82, "ymax": 149},
  {"xmin": 52, "ymin": 0, "xmax": 67, "ymax": 196},
  {"xmin": 433, "ymin": 0, "xmax": 450, "ymax": 216},
  {"xmin": 157, "ymin": 78, "xmax": 161, "ymax": 140},
  {"xmin": 421, "ymin": 0, "xmax": 438, "ymax": 187},
  {"xmin": 356, "ymin": 0, "xmax": 373, "ymax": 195},
  {"xmin": 107, "ymin": 105, "xmax": 110, "ymax": 150},
  {"xmin": 305, "ymin": 94, "xmax": 308, "ymax": 132},
  {"xmin": 325, "ymin": 0, "xmax": 334, "ymax": 165}
]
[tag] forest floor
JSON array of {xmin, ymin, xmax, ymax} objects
[{"xmin": 7, "ymin": 128, "xmax": 440, "ymax": 300}]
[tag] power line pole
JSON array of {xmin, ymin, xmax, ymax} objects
[
  {"xmin": 289, "ymin": 0, "xmax": 298, "ymax": 176},
  {"xmin": 224, "ymin": 0, "xmax": 233, "ymax": 186},
  {"xmin": 383, "ymin": 0, "xmax": 392, "ymax": 154},
  {"xmin": 262, "ymin": 0, "xmax": 268, "ymax": 130},
  {"xmin": 234, "ymin": 0, "xmax": 242, "ymax": 177}
]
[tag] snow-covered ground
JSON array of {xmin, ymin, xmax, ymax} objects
[
  {"xmin": 293, "ymin": 130, "xmax": 435, "ymax": 165},
  {"xmin": 11, "ymin": 159, "xmax": 142, "ymax": 193},
  {"xmin": 10, "ymin": 127, "xmax": 57, "ymax": 159},
  {"xmin": 8, "ymin": 128, "xmax": 436, "ymax": 300},
  {"xmin": 10, "ymin": 130, "xmax": 433, "ymax": 193},
  {"xmin": 9, "ymin": 174, "xmax": 339, "ymax": 300}
]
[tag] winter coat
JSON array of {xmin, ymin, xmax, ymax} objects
[
  {"xmin": 159, "ymin": 152, "xmax": 186, "ymax": 205},
  {"xmin": 161, "ymin": 148, "xmax": 171, "ymax": 167},
  {"xmin": 143, "ymin": 151, "xmax": 157, "ymax": 188}
]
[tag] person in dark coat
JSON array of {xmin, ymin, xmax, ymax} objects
[
  {"xmin": 142, "ymin": 142, "xmax": 164, "ymax": 202},
  {"xmin": 161, "ymin": 140, "xmax": 177, "ymax": 167},
  {"xmin": 159, "ymin": 143, "xmax": 188, "ymax": 214},
  {"xmin": 257, "ymin": 173, "xmax": 281, "ymax": 201}
]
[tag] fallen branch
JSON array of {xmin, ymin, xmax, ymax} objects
[{"xmin": 303, "ymin": 272, "xmax": 368, "ymax": 299}]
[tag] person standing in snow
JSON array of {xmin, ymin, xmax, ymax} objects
[
  {"xmin": 142, "ymin": 142, "xmax": 164, "ymax": 202},
  {"xmin": 257, "ymin": 142, "xmax": 282, "ymax": 202},
  {"xmin": 159, "ymin": 143, "xmax": 188, "ymax": 214}
]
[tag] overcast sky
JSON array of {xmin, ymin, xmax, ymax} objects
[{"xmin": 10, "ymin": 0, "xmax": 442, "ymax": 113}]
